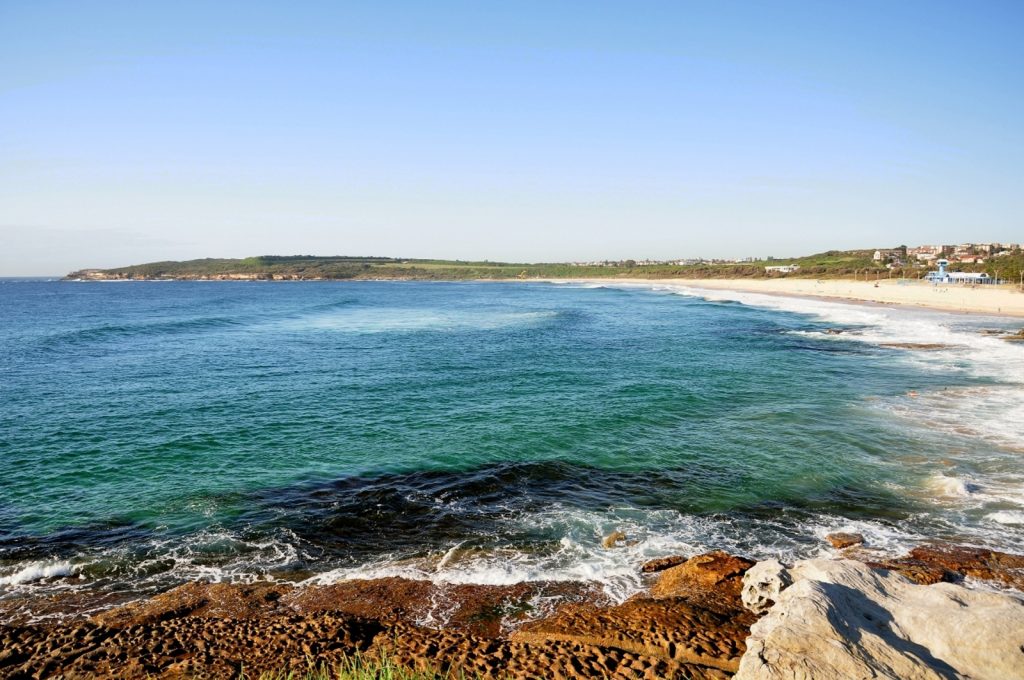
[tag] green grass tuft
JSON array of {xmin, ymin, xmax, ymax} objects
[{"xmin": 250, "ymin": 651, "xmax": 475, "ymax": 680}]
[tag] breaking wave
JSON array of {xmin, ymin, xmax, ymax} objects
[
  {"xmin": 0, "ymin": 561, "xmax": 77, "ymax": 586},
  {"xmin": 5, "ymin": 279, "xmax": 1024, "ymax": 624}
]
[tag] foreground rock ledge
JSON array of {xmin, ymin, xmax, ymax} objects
[
  {"xmin": 736, "ymin": 559, "xmax": 1024, "ymax": 680},
  {"xmin": 2, "ymin": 546, "xmax": 1024, "ymax": 679},
  {"xmin": 0, "ymin": 556, "xmax": 755, "ymax": 680}
]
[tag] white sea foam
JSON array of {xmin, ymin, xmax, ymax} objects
[
  {"xmin": 599, "ymin": 282, "xmax": 1024, "ymax": 446},
  {"xmin": 927, "ymin": 474, "xmax": 977, "ymax": 499},
  {"xmin": 300, "ymin": 505, "xmax": 923, "ymax": 603},
  {"xmin": 0, "ymin": 501, "xmax": 1000, "ymax": 623},
  {"xmin": 0, "ymin": 561, "xmax": 76, "ymax": 586},
  {"xmin": 988, "ymin": 511, "xmax": 1024, "ymax": 525},
  {"xmin": 883, "ymin": 386, "xmax": 1024, "ymax": 451},
  {"xmin": 573, "ymin": 282, "xmax": 1024, "ymax": 554},
  {"xmin": 277, "ymin": 308, "xmax": 560, "ymax": 334}
]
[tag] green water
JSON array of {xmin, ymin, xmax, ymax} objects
[{"xmin": 1, "ymin": 279, "xmax": 1022, "ymax": 606}]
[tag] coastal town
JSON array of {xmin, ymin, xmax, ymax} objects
[
  {"xmin": 878, "ymin": 242, "xmax": 1022, "ymax": 266},
  {"xmin": 570, "ymin": 242, "xmax": 1022, "ymax": 269}
]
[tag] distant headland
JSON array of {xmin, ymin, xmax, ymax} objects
[{"xmin": 64, "ymin": 245, "xmax": 1024, "ymax": 283}]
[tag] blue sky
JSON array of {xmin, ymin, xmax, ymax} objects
[{"xmin": 2, "ymin": 1, "xmax": 1022, "ymax": 274}]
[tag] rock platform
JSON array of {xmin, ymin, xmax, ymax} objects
[
  {"xmin": 2, "ymin": 543, "xmax": 1023, "ymax": 678},
  {"xmin": 0, "ymin": 552, "xmax": 755, "ymax": 679}
]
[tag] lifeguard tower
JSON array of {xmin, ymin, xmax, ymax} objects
[{"xmin": 926, "ymin": 259, "xmax": 950, "ymax": 283}]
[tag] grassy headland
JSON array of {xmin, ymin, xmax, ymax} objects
[
  {"xmin": 63, "ymin": 250, "xmax": 906, "ymax": 281},
  {"xmin": 65, "ymin": 249, "xmax": 1024, "ymax": 283}
]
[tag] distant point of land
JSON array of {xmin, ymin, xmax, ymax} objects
[{"xmin": 65, "ymin": 248, "xmax": 1021, "ymax": 283}]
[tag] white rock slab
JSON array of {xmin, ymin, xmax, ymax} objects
[{"xmin": 735, "ymin": 558, "xmax": 1024, "ymax": 680}]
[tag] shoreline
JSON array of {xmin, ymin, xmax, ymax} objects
[
  {"xmin": 60, "ymin": 275, "xmax": 1024, "ymax": 318},
  {"xmin": 537, "ymin": 277, "xmax": 1024, "ymax": 318},
  {"xmin": 2, "ymin": 540, "xmax": 1022, "ymax": 678}
]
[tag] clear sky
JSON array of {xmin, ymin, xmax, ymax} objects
[{"xmin": 2, "ymin": 1, "xmax": 1022, "ymax": 275}]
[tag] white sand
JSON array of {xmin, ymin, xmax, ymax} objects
[{"xmin": 547, "ymin": 277, "xmax": 1024, "ymax": 318}]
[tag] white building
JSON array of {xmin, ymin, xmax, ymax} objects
[{"xmin": 925, "ymin": 262, "xmax": 991, "ymax": 283}]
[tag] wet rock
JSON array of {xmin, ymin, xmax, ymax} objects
[
  {"xmin": 990, "ymin": 328, "xmax": 1024, "ymax": 342},
  {"xmin": 640, "ymin": 555, "xmax": 688, "ymax": 573},
  {"xmin": 284, "ymin": 577, "xmax": 432, "ymax": 623},
  {"xmin": 649, "ymin": 551, "xmax": 755, "ymax": 611},
  {"xmin": 878, "ymin": 342, "xmax": 953, "ymax": 350},
  {"xmin": 826, "ymin": 532, "xmax": 865, "ymax": 549},
  {"xmin": 907, "ymin": 544, "xmax": 1024, "ymax": 588},
  {"xmin": 740, "ymin": 559, "xmax": 791, "ymax": 615},
  {"xmin": 602, "ymin": 530, "xmax": 627, "ymax": 548},
  {"xmin": 88, "ymin": 577, "xmax": 606, "ymax": 640},
  {"xmin": 283, "ymin": 577, "xmax": 605, "ymax": 637},
  {"xmin": 734, "ymin": 559, "xmax": 1024, "ymax": 680},
  {"xmin": 864, "ymin": 558, "xmax": 953, "ymax": 585},
  {"xmin": 0, "ymin": 588, "xmax": 135, "ymax": 627},
  {"xmin": 93, "ymin": 581, "xmax": 294, "ymax": 626},
  {"xmin": 865, "ymin": 544, "xmax": 1024, "ymax": 588}
]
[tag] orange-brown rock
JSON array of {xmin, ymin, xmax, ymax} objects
[
  {"xmin": 0, "ymin": 551, "xmax": 761, "ymax": 680},
  {"xmin": 89, "ymin": 577, "xmax": 604, "ymax": 639},
  {"xmin": 825, "ymin": 532, "xmax": 864, "ymax": 549},
  {"xmin": 906, "ymin": 544, "xmax": 1024, "ymax": 588},
  {"xmin": 379, "ymin": 620, "xmax": 733, "ymax": 680},
  {"xmin": 602, "ymin": 530, "xmax": 628, "ymax": 548},
  {"xmin": 878, "ymin": 342, "xmax": 953, "ymax": 350},
  {"xmin": 1, "ymin": 612, "xmax": 381, "ymax": 679},
  {"xmin": 0, "ymin": 588, "xmax": 136, "ymax": 627},
  {"xmin": 0, "ymin": 575, "xmax": 747, "ymax": 680},
  {"xmin": 648, "ymin": 550, "xmax": 755, "ymax": 611},
  {"xmin": 283, "ymin": 577, "xmax": 606, "ymax": 637},
  {"xmin": 512, "ymin": 596, "xmax": 756, "ymax": 675},
  {"xmin": 284, "ymin": 577, "xmax": 432, "ymax": 622},
  {"xmin": 93, "ymin": 581, "xmax": 294, "ymax": 626},
  {"xmin": 0, "ymin": 610, "xmax": 736, "ymax": 680},
  {"xmin": 865, "ymin": 558, "xmax": 952, "ymax": 585},
  {"xmin": 865, "ymin": 543, "xmax": 1024, "ymax": 588},
  {"xmin": 640, "ymin": 555, "xmax": 688, "ymax": 573}
]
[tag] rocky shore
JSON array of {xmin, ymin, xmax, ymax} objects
[{"xmin": 2, "ymin": 541, "xmax": 1023, "ymax": 679}]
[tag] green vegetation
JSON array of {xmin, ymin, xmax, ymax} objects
[
  {"xmin": 986, "ymin": 252, "xmax": 1024, "ymax": 284},
  {"xmin": 70, "ymin": 247, "xmax": 1024, "ymax": 283},
  {"xmin": 249, "ymin": 654, "xmax": 472, "ymax": 680},
  {"xmin": 674, "ymin": 249, "xmax": 883, "ymax": 280},
  {"xmin": 67, "ymin": 249, "xmax": 914, "ymax": 282}
]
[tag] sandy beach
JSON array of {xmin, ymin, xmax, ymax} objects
[{"xmin": 548, "ymin": 277, "xmax": 1024, "ymax": 318}]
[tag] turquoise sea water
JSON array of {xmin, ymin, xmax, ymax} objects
[{"xmin": 1, "ymin": 280, "xmax": 1023, "ymax": 616}]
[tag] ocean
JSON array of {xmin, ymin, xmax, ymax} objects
[{"xmin": 1, "ymin": 279, "xmax": 1022, "ymax": 620}]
